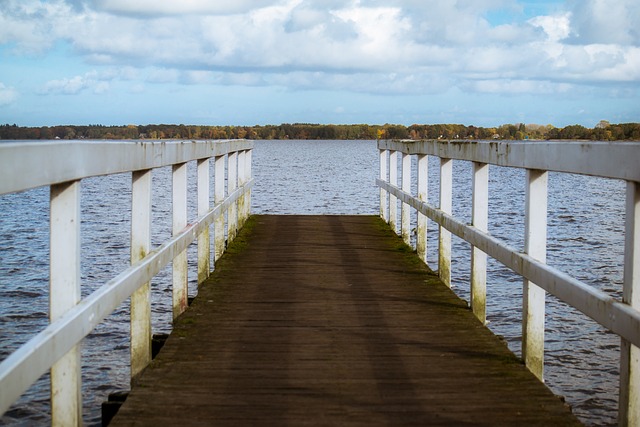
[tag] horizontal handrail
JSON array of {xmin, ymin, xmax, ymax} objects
[
  {"xmin": 0, "ymin": 139, "xmax": 253, "ymax": 195},
  {"xmin": 379, "ymin": 139, "xmax": 640, "ymax": 182}
]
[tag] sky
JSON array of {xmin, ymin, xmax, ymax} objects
[{"xmin": 0, "ymin": 0, "xmax": 639, "ymax": 128}]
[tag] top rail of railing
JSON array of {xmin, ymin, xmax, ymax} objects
[
  {"xmin": 0, "ymin": 139, "xmax": 253, "ymax": 195},
  {"xmin": 379, "ymin": 139, "xmax": 640, "ymax": 182}
]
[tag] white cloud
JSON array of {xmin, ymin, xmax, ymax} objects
[
  {"xmin": 567, "ymin": 0, "xmax": 640, "ymax": 45},
  {"xmin": 0, "ymin": 1, "xmax": 83, "ymax": 53},
  {"xmin": 583, "ymin": 45, "xmax": 640, "ymax": 81},
  {"xmin": 462, "ymin": 79, "xmax": 573, "ymax": 95},
  {"xmin": 267, "ymin": 71, "xmax": 453, "ymax": 95},
  {"xmin": 285, "ymin": 3, "xmax": 357, "ymax": 42},
  {"xmin": 529, "ymin": 13, "xmax": 570, "ymax": 42},
  {"xmin": 1, "ymin": 0, "xmax": 639, "ymax": 101},
  {"xmin": 37, "ymin": 69, "xmax": 132, "ymax": 95},
  {"xmin": 93, "ymin": 0, "xmax": 284, "ymax": 16},
  {"xmin": 0, "ymin": 83, "xmax": 19, "ymax": 105},
  {"xmin": 335, "ymin": 6, "xmax": 409, "ymax": 50},
  {"xmin": 39, "ymin": 75, "xmax": 90, "ymax": 95}
]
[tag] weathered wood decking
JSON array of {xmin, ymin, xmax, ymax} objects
[{"xmin": 111, "ymin": 215, "xmax": 580, "ymax": 426}]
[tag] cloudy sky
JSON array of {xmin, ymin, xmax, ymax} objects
[{"xmin": 1, "ymin": 0, "xmax": 639, "ymax": 127}]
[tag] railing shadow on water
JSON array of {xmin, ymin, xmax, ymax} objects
[
  {"xmin": 0, "ymin": 139, "xmax": 253, "ymax": 426},
  {"xmin": 378, "ymin": 138, "xmax": 640, "ymax": 426}
]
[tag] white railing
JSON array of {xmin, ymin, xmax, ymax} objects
[
  {"xmin": 0, "ymin": 139, "xmax": 253, "ymax": 425},
  {"xmin": 377, "ymin": 139, "xmax": 640, "ymax": 426}
]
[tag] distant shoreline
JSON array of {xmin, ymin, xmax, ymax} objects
[{"xmin": 1, "ymin": 122, "xmax": 639, "ymax": 142}]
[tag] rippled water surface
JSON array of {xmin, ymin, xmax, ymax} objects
[{"xmin": 0, "ymin": 139, "xmax": 626, "ymax": 425}]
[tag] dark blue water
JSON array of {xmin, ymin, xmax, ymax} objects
[{"xmin": 0, "ymin": 139, "xmax": 625, "ymax": 425}]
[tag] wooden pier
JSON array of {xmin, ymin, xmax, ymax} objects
[{"xmin": 110, "ymin": 215, "xmax": 579, "ymax": 426}]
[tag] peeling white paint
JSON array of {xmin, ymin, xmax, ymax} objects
[{"xmin": 377, "ymin": 138, "xmax": 640, "ymax": 424}]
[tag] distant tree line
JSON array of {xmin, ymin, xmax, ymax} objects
[{"xmin": 1, "ymin": 121, "xmax": 639, "ymax": 141}]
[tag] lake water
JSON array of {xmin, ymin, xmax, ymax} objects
[{"xmin": 0, "ymin": 139, "xmax": 626, "ymax": 426}]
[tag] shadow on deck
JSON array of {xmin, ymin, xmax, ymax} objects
[{"xmin": 110, "ymin": 215, "xmax": 580, "ymax": 426}]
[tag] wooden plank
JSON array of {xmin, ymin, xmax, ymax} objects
[{"xmin": 111, "ymin": 215, "xmax": 580, "ymax": 426}]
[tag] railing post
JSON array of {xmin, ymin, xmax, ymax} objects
[
  {"xmin": 197, "ymin": 158, "xmax": 211, "ymax": 285},
  {"xmin": 172, "ymin": 162, "xmax": 188, "ymax": 320},
  {"xmin": 214, "ymin": 155, "xmax": 225, "ymax": 262},
  {"xmin": 389, "ymin": 150, "xmax": 398, "ymax": 233},
  {"xmin": 522, "ymin": 169, "xmax": 548, "ymax": 381},
  {"xmin": 439, "ymin": 158, "xmax": 452, "ymax": 287},
  {"xmin": 245, "ymin": 149, "xmax": 252, "ymax": 217},
  {"xmin": 130, "ymin": 170, "xmax": 152, "ymax": 380},
  {"xmin": 471, "ymin": 162, "xmax": 489, "ymax": 324},
  {"xmin": 228, "ymin": 151, "xmax": 238, "ymax": 243},
  {"xmin": 620, "ymin": 180, "xmax": 640, "ymax": 426},
  {"xmin": 49, "ymin": 180, "xmax": 82, "ymax": 426},
  {"xmin": 379, "ymin": 149, "xmax": 389, "ymax": 222},
  {"xmin": 401, "ymin": 152, "xmax": 411, "ymax": 246},
  {"xmin": 237, "ymin": 150, "xmax": 246, "ymax": 228},
  {"xmin": 417, "ymin": 154, "xmax": 428, "ymax": 264}
]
